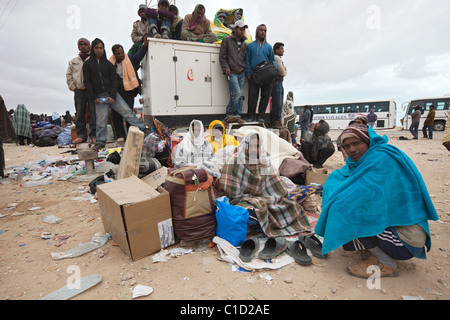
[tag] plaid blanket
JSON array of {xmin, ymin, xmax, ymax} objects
[
  {"xmin": 220, "ymin": 133, "xmax": 311, "ymax": 237},
  {"xmin": 12, "ymin": 104, "xmax": 31, "ymax": 138}
]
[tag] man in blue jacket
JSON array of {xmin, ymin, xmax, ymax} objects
[{"xmin": 245, "ymin": 24, "xmax": 276, "ymax": 123}]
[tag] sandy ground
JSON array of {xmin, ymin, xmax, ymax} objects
[{"xmin": 0, "ymin": 129, "xmax": 449, "ymax": 301}]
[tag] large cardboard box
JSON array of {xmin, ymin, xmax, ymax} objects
[
  {"xmin": 305, "ymin": 168, "xmax": 329, "ymax": 187},
  {"xmin": 97, "ymin": 175, "xmax": 174, "ymax": 261}
]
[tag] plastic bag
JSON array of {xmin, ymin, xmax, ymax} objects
[{"xmin": 215, "ymin": 196, "xmax": 249, "ymax": 247}]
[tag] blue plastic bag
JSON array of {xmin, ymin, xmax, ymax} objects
[{"xmin": 215, "ymin": 196, "xmax": 249, "ymax": 247}]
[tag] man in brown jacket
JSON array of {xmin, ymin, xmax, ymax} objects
[
  {"xmin": 181, "ymin": 4, "xmax": 217, "ymax": 43},
  {"xmin": 219, "ymin": 20, "xmax": 248, "ymax": 123},
  {"xmin": 422, "ymin": 105, "xmax": 435, "ymax": 139},
  {"xmin": 0, "ymin": 95, "xmax": 16, "ymax": 178}
]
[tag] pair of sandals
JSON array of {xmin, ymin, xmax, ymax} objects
[
  {"xmin": 239, "ymin": 237, "xmax": 289, "ymax": 262},
  {"xmin": 286, "ymin": 235, "xmax": 327, "ymax": 266}
]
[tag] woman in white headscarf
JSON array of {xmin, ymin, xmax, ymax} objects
[{"xmin": 173, "ymin": 120, "xmax": 213, "ymax": 168}]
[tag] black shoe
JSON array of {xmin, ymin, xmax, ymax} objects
[
  {"xmin": 245, "ymin": 114, "xmax": 256, "ymax": 122},
  {"xmin": 257, "ymin": 115, "xmax": 265, "ymax": 123}
]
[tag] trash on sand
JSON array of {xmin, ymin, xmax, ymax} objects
[
  {"xmin": 43, "ymin": 215, "xmax": 62, "ymax": 224},
  {"xmin": 132, "ymin": 285, "xmax": 154, "ymax": 299},
  {"xmin": 401, "ymin": 295, "xmax": 424, "ymax": 300},
  {"xmin": 151, "ymin": 248, "xmax": 193, "ymax": 263},
  {"xmin": 40, "ymin": 274, "xmax": 103, "ymax": 300},
  {"xmin": 213, "ymin": 236, "xmax": 295, "ymax": 271},
  {"xmin": 51, "ymin": 233, "xmax": 110, "ymax": 260},
  {"xmin": 41, "ymin": 232, "xmax": 54, "ymax": 239}
]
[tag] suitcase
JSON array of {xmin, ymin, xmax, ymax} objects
[{"xmin": 164, "ymin": 166, "xmax": 219, "ymax": 242}]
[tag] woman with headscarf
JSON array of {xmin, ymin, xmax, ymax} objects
[
  {"xmin": 173, "ymin": 120, "xmax": 213, "ymax": 168},
  {"xmin": 220, "ymin": 132, "xmax": 311, "ymax": 237},
  {"xmin": 206, "ymin": 120, "xmax": 239, "ymax": 154},
  {"xmin": 315, "ymin": 125, "xmax": 439, "ymax": 278},
  {"xmin": 300, "ymin": 120, "xmax": 335, "ymax": 168},
  {"xmin": 12, "ymin": 104, "xmax": 32, "ymax": 145},
  {"xmin": 181, "ymin": 4, "xmax": 217, "ymax": 43}
]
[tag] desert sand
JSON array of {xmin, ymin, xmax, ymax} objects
[{"xmin": 0, "ymin": 129, "xmax": 449, "ymax": 301}]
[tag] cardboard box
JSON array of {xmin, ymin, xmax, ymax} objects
[
  {"xmin": 305, "ymin": 168, "xmax": 329, "ymax": 187},
  {"xmin": 97, "ymin": 175, "xmax": 174, "ymax": 261},
  {"xmin": 117, "ymin": 126, "xmax": 144, "ymax": 180}
]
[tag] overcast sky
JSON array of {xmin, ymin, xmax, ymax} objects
[{"xmin": 1, "ymin": 0, "xmax": 450, "ymax": 123}]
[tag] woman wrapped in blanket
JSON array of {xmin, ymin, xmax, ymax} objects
[
  {"xmin": 220, "ymin": 132, "xmax": 311, "ymax": 237},
  {"xmin": 173, "ymin": 119, "xmax": 214, "ymax": 171},
  {"xmin": 315, "ymin": 124, "xmax": 439, "ymax": 278}
]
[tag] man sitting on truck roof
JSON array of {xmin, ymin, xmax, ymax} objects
[
  {"xmin": 129, "ymin": 4, "xmax": 148, "ymax": 55},
  {"xmin": 181, "ymin": 4, "xmax": 217, "ymax": 43},
  {"xmin": 146, "ymin": 0, "xmax": 175, "ymax": 39}
]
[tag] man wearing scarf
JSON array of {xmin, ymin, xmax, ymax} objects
[
  {"xmin": 109, "ymin": 37, "xmax": 148, "ymax": 142},
  {"xmin": 315, "ymin": 125, "xmax": 439, "ymax": 278},
  {"xmin": 300, "ymin": 120, "xmax": 335, "ymax": 168},
  {"xmin": 181, "ymin": 4, "xmax": 217, "ymax": 43},
  {"xmin": 220, "ymin": 132, "xmax": 311, "ymax": 237},
  {"xmin": 66, "ymin": 38, "xmax": 96, "ymax": 144},
  {"xmin": 0, "ymin": 95, "xmax": 16, "ymax": 178},
  {"xmin": 130, "ymin": 4, "xmax": 148, "ymax": 54}
]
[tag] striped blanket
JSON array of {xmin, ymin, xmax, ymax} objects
[{"xmin": 12, "ymin": 104, "xmax": 31, "ymax": 138}]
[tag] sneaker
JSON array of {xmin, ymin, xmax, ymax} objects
[
  {"xmin": 347, "ymin": 255, "xmax": 399, "ymax": 279},
  {"xmin": 92, "ymin": 143, "xmax": 106, "ymax": 151}
]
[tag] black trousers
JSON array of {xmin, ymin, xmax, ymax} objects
[
  {"xmin": 0, "ymin": 141, "xmax": 4, "ymax": 178},
  {"xmin": 247, "ymin": 76, "xmax": 273, "ymax": 117},
  {"xmin": 301, "ymin": 143, "xmax": 336, "ymax": 166}
]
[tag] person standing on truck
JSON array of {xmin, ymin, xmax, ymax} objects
[
  {"xmin": 219, "ymin": 20, "xmax": 248, "ymax": 124},
  {"xmin": 270, "ymin": 42, "xmax": 288, "ymax": 129},
  {"xmin": 181, "ymin": 4, "xmax": 217, "ymax": 43},
  {"xmin": 66, "ymin": 38, "xmax": 96, "ymax": 144},
  {"xmin": 423, "ymin": 105, "xmax": 435, "ymax": 140},
  {"xmin": 146, "ymin": 0, "xmax": 175, "ymax": 40},
  {"xmin": 169, "ymin": 5, "xmax": 183, "ymax": 40},
  {"xmin": 129, "ymin": 4, "xmax": 148, "ymax": 55},
  {"xmin": 109, "ymin": 37, "xmax": 149, "ymax": 142},
  {"xmin": 245, "ymin": 24, "xmax": 276, "ymax": 123},
  {"xmin": 409, "ymin": 105, "xmax": 421, "ymax": 140},
  {"xmin": 82, "ymin": 38, "xmax": 146, "ymax": 151}
]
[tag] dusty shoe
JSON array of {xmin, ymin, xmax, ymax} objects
[
  {"xmin": 161, "ymin": 30, "xmax": 170, "ymax": 39},
  {"xmin": 271, "ymin": 120, "xmax": 285, "ymax": 129},
  {"xmin": 72, "ymin": 137, "xmax": 86, "ymax": 144},
  {"xmin": 347, "ymin": 255, "xmax": 399, "ymax": 279}
]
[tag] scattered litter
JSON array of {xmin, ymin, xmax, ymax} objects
[
  {"xmin": 0, "ymin": 214, "xmax": 7, "ymax": 218},
  {"xmin": 41, "ymin": 274, "xmax": 103, "ymax": 300},
  {"xmin": 43, "ymin": 215, "xmax": 62, "ymax": 224},
  {"xmin": 401, "ymin": 295, "xmax": 424, "ymax": 300},
  {"xmin": 152, "ymin": 248, "xmax": 193, "ymax": 263},
  {"xmin": 259, "ymin": 273, "xmax": 273, "ymax": 281},
  {"xmin": 41, "ymin": 232, "xmax": 54, "ymax": 239},
  {"xmin": 28, "ymin": 207, "xmax": 42, "ymax": 211},
  {"xmin": 51, "ymin": 233, "xmax": 110, "ymax": 260},
  {"xmin": 132, "ymin": 285, "xmax": 154, "ymax": 299}
]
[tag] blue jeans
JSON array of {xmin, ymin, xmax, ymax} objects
[
  {"xmin": 148, "ymin": 17, "xmax": 172, "ymax": 37},
  {"xmin": 95, "ymin": 93, "xmax": 144, "ymax": 144},
  {"xmin": 270, "ymin": 81, "xmax": 284, "ymax": 121},
  {"xmin": 423, "ymin": 125, "xmax": 433, "ymax": 139},
  {"xmin": 226, "ymin": 73, "xmax": 245, "ymax": 118}
]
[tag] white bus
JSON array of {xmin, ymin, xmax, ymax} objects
[
  {"xmin": 294, "ymin": 100, "xmax": 397, "ymax": 130},
  {"xmin": 401, "ymin": 96, "xmax": 449, "ymax": 131}
]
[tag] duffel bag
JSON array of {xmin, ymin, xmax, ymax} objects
[
  {"xmin": 164, "ymin": 166, "xmax": 219, "ymax": 242},
  {"xmin": 252, "ymin": 60, "xmax": 279, "ymax": 86}
]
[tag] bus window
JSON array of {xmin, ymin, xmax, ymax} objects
[
  {"xmin": 374, "ymin": 102, "xmax": 389, "ymax": 112},
  {"xmin": 434, "ymin": 101, "xmax": 446, "ymax": 111},
  {"xmin": 361, "ymin": 104, "xmax": 370, "ymax": 113}
]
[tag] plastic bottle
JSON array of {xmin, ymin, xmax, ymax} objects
[{"xmin": 22, "ymin": 179, "xmax": 52, "ymax": 188}]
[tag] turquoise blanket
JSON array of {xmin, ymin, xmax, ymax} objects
[{"xmin": 315, "ymin": 127, "xmax": 439, "ymax": 255}]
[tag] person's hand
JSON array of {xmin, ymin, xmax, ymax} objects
[
  {"xmin": 225, "ymin": 70, "xmax": 231, "ymax": 77},
  {"xmin": 107, "ymin": 97, "xmax": 115, "ymax": 104},
  {"xmin": 94, "ymin": 98, "xmax": 99, "ymax": 104},
  {"xmin": 143, "ymin": 33, "xmax": 149, "ymax": 46}
]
